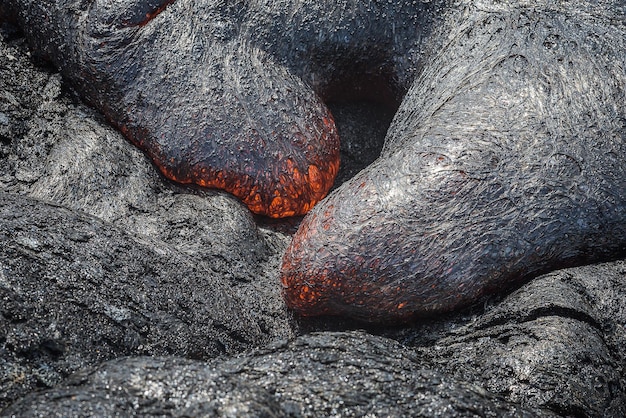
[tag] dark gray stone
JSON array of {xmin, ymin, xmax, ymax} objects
[
  {"xmin": 1, "ymin": 332, "xmax": 555, "ymax": 417},
  {"xmin": 280, "ymin": 260, "xmax": 626, "ymax": 416},
  {"xmin": 0, "ymin": 24, "xmax": 296, "ymax": 346},
  {"xmin": 0, "ymin": 192, "xmax": 266, "ymax": 409},
  {"xmin": 404, "ymin": 261, "xmax": 626, "ymax": 416}
]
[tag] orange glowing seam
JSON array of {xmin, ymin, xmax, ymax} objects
[
  {"xmin": 151, "ymin": 150, "xmax": 339, "ymax": 218},
  {"xmin": 138, "ymin": 0, "xmax": 177, "ymax": 27}
]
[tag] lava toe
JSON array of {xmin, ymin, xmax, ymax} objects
[{"xmin": 281, "ymin": 5, "xmax": 626, "ymax": 322}]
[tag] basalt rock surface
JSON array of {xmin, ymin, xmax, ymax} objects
[
  {"xmin": 0, "ymin": 192, "xmax": 268, "ymax": 408},
  {"xmin": 1, "ymin": 3, "xmax": 626, "ymax": 417},
  {"xmin": 2, "ymin": 332, "xmax": 556, "ymax": 417}
]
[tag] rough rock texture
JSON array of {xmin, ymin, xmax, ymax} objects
[
  {"xmin": 0, "ymin": 23, "xmax": 392, "ymax": 411},
  {"xmin": 1, "ymin": 3, "xmax": 626, "ymax": 417},
  {"xmin": 2, "ymin": 332, "xmax": 554, "ymax": 417},
  {"xmin": 0, "ymin": 192, "xmax": 268, "ymax": 408},
  {"xmin": 0, "ymin": 27, "xmax": 289, "ymax": 409},
  {"xmin": 0, "ymin": 20, "xmax": 294, "ymax": 337},
  {"xmin": 405, "ymin": 261, "xmax": 626, "ymax": 417}
]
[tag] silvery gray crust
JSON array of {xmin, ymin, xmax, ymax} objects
[{"xmin": 282, "ymin": 1, "xmax": 626, "ymax": 322}]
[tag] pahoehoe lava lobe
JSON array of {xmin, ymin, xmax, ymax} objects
[
  {"xmin": 4, "ymin": 0, "xmax": 380, "ymax": 217},
  {"xmin": 2, "ymin": 0, "xmax": 436, "ymax": 217},
  {"xmin": 281, "ymin": 2, "xmax": 626, "ymax": 322}
]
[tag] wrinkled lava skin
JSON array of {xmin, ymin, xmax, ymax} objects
[
  {"xmin": 4, "ymin": 1, "xmax": 626, "ymax": 321},
  {"xmin": 5, "ymin": 0, "xmax": 415, "ymax": 217},
  {"xmin": 2, "ymin": 0, "xmax": 439, "ymax": 218},
  {"xmin": 282, "ymin": 1, "xmax": 626, "ymax": 322}
]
